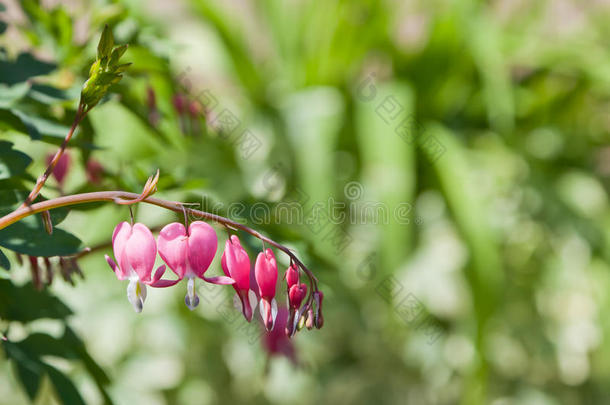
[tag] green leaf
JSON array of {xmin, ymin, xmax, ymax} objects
[
  {"xmin": 63, "ymin": 328, "xmax": 111, "ymax": 385},
  {"xmin": 109, "ymin": 44, "xmax": 128, "ymax": 65},
  {"xmin": 0, "ymin": 52, "xmax": 56, "ymax": 85},
  {"xmin": 0, "ymin": 217, "xmax": 83, "ymax": 256},
  {"xmin": 15, "ymin": 361, "xmax": 43, "ymax": 400},
  {"xmin": 0, "ymin": 248, "xmax": 10, "ymax": 270},
  {"xmin": 29, "ymin": 84, "xmax": 76, "ymax": 105},
  {"xmin": 0, "ymin": 21, "xmax": 6, "ymax": 36},
  {"xmin": 0, "ymin": 141, "xmax": 32, "ymax": 180},
  {"xmin": 97, "ymin": 25, "xmax": 114, "ymax": 60},
  {"xmin": 46, "ymin": 365, "xmax": 86, "ymax": 405},
  {"xmin": 10, "ymin": 109, "xmax": 71, "ymax": 139},
  {"xmin": 2, "ymin": 341, "xmax": 44, "ymax": 400},
  {"xmin": 0, "ymin": 189, "xmax": 71, "ymax": 224},
  {"xmin": 0, "ymin": 83, "xmax": 30, "ymax": 108},
  {"xmin": 0, "ymin": 279, "xmax": 73, "ymax": 322}
]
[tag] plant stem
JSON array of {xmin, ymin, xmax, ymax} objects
[
  {"xmin": 1, "ymin": 191, "xmax": 318, "ymax": 288},
  {"xmin": 21, "ymin": 104, "xmax": 87, "ymax": 207}
]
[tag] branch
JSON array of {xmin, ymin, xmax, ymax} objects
[
  {"xmin": 1, "ymin": 191, "xmax": 318, "ymax": 290},
  {"xmin": 21, "ymin": 104, "xmax": 88, "ymax": 207}
]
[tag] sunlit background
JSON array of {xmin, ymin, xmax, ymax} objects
[{"xmin": 2, "ymin": 0, "xmax": 610, "ymax": 404}]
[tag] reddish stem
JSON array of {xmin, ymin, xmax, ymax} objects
[
  {"xmin": 21, "ymin": 104, "xmax": 87, "ymax": 207},
  {"xmin": 1, "ymin": 191, "xmax": 318, "ymax": 292}
]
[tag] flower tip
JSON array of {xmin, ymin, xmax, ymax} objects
[{"xmin": 185, "ymin": 293, "xmax": 200, "ymax": 310}]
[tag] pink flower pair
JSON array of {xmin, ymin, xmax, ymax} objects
[{"xmin": 105, "ymin": 221, "xmax": 233, "ymax": 312}]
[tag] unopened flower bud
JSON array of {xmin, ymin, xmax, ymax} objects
[
  {"xmin": 285, "ymin": 263, "xmax": 299, "ymax": 288},
  {"xmin": 306, "ymin": 308, "xmax": 314, "ymax": 330},
  {"xmin": 314, "ymin": 291, "xmax": 324, "ymax": 329},
  {"xmin": 288, "ymin": 283, "xmax": 307, "ymax": 310}
]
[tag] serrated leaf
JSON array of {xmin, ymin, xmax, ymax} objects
[
  {"xmin": 97, "ymin": 25, "xmax": 114, "ymax": 60},
  {"xmin": 0, "ymin": 279, "xmax": 73, "ymax": 322}
]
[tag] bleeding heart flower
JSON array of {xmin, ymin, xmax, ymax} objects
[
  {"xmin": 285, "ymin": 263, "xmax": 299, "ymax": 288},
  {"xmin": 288, "ymin": 283, "xmax": 307, "ymax": 310},
  {"xmin": 255, "ymin": 248, "xmax": 278, "ymax": 331},
  {"xmin": 263, "ymin": 307, "xmax": 297, "ymax": 364},
  {"xmin": 221, "ymin": 235, "xmax": 257, "ymax": 322},
  {"xmin": 157, "ymin": 221, "xmax": 234, "ymax": 310},
  {"xmin": 104, "ymin": 222, "xmax": 172, "ymax": 312}
]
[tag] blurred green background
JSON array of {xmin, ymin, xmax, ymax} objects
[{"xmin": 2, "ymin": 0, "xmax": 610, "ymax": 404}]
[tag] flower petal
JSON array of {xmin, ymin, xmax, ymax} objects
[
  {"xmin": 111, "ymin": 221, "xmax": 132, "ymax": 280},
  {"xmin": 127, "ymin": 279, "xmax": 146, "ymax": 313},
  {"xmin": 157, "ymin": 222, "xmax": 189, "ymax": 279},
  {"xmin": 224, "ymin": 235, "xmax": 251, "ymax": 291},
  {"xmin": 187, "ymin": 221, "xmax": 217, "ymax": 278},
  {"xmin": 124, "ymin": 223, "xmax": 157, "ymax": 282},
  {"xmin": 202, "ymin": 275, "xmax": 235, "ymax": 285},
  {"xmin": 255, "ymin": 249, "xmax": 278, "ymax": 300},
  {"xmin": 104, "ymin": 254, "xmax": 122, "ymax": 279}
]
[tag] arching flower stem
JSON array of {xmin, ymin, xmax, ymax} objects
[{"xmin": 0, "ymin": 190, "xmax": 320, "ymax": 306}]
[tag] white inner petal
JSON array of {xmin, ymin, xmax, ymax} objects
[
  {"xmin": 127, "ymin": 280, "xmax": 146, "ymax": 313},
  {"xmin": 184, "ymin": 277, "xmax": 199, "ymax": 311}
]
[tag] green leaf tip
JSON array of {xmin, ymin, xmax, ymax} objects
[
  {"xmin": 80, "ymin": 25, "xmax": 130, "ymax": 110},
  {"xmin": 96, "ymin": 25, "xmax": 114, "ymax": 60}
]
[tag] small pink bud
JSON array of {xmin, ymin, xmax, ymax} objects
[
  {"xmin": 288, "ymin": 283, "xmax": 307, "ymax": 310},
  {"xmin": 285, "ymin": 263, "xmax": 299, "ymax": 288},
  {"xmin": 188, "ymin": 100, "xmax": 202, "ymax": 118},
  {"xmin": 146, "ymin": 86, "xmax": 157, "ymax": 109},
  {"xmin": 47, "ymin": 152, "xmax": 71, "ymax": 186},
  {"xmin": 305, "ymin": 308, "xmax": 314, "ymax": 330},
  {"xmin": 172, "ymin": 93, "xmax": 186, "ymax": 114},
  {"xmin": 314, "ymin": 291, "xmax": 324, "ymax": 329},
  {"xmin": 86, "ymin": 159, "xmax": 104, "ymax": 185}
]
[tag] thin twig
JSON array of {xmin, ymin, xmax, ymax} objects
[{"xmin": 21, "ymin": 104, "xmax": 87, "ymax": 207}]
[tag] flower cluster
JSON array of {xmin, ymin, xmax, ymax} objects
[{"xmin": 105, "ymin": 220, "xmax": 324, "ymax": 336}]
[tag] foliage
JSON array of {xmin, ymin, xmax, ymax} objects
[{"xmin": 2, "ymin": 0, "xmax": 610, "ymax": 405}]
